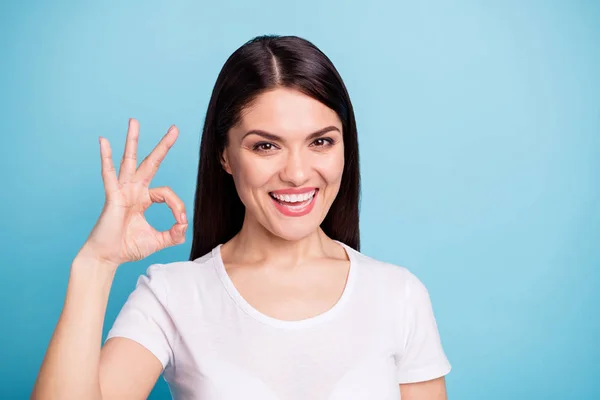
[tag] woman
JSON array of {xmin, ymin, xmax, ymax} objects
[{"xmin": 32, "ymin": 35, "xmax": 451, "ymax": 399}]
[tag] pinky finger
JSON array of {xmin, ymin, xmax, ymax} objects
[{"xmin": 99, "ymin": 137, "xmax": 120, "ymax": 196}]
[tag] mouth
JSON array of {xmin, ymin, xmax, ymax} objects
[{"xmin": 269, "ymin": 189, "xmax": 318, "ymax": 217}]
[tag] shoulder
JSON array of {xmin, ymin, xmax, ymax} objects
[
  {"xmin": 348, "ymin": 246, "xmax": 428, "ymax": 300},
  {"xmin": 137, "ymin": 248, "xmax": 219, "ymax": 300}
]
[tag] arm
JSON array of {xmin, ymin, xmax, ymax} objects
[
  {"xmin": 99, "ymin": 337, "xmax": 163, "ymax": 399},
  {"xmin": 395, "ymin": 270, "xmax": 451, "ymax": 399},
  {"xmin": 31, "ymin": 119, "xmax": 185, "ymax": 399},
  {"xmin": 400, "ymin": 376, "xmax": 447, "ymax": 400},
  {"xmin": 30, "ymin": 251, "xmax": 162, "ymax": 400}
]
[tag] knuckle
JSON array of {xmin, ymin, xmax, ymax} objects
[{"xmin": 140, "ymin": 176, "xmax": 152, "ymax": 186}]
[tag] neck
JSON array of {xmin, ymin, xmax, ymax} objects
[{"xmin": 221, "ymin": 213, "xmax": 342, "ymax": 268}]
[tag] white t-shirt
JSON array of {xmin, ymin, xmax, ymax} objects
[{"xmin": 106, "ymin": 241, "xmax": 451, "ymax": 400}]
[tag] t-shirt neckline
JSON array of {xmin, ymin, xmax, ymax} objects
[{"xmin": 212, "ymin": 240, "xmax": 358, "ymax": 330}]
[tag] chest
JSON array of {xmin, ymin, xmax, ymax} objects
[
  {"xmin": 168, "ymin": 332, "xmax": 400, "ymax": 400},
  {"xmin": 166, "ymin": 261, "xmax": 402, "ymax": 399},
  {"xmin": 226, "ymin": 260, "xmax": 351, "ymax": 321}
]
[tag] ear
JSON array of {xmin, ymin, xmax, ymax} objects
[{"xmin": 220, "ymin": 149, "xmax": 232, "ymax": 175}]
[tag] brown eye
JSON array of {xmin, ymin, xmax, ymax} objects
[
  {"xmin": 253, "ymin": 142, "xmax": 277, "ymax": 152},
  {"xmin": 311, "ymin": 137, "xmax": 334, "ymax": 147}
]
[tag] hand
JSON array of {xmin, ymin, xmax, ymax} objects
[{"xmin": 79, "ymin": 118, "xmax": 188, "ymax": 268}]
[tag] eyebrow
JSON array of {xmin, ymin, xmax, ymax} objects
[{"xmin": 241, "ymin": 126, "xmax": 341, "ymax": 142}]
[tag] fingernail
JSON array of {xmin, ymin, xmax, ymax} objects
[
  {"xmin": 181, "ymin": 213, "xmax": 186, "ymax": 223},
  {"xmin": 168, "ymin": 125, "xmax": 176, "ymax": 133}
]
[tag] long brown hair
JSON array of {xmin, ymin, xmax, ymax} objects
[{"xmin": 189, "ymin": 35, "xmax": 361, "ymax": 260}]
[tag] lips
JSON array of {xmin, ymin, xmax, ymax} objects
[
  {"xmin": 269, "ymin": 189, "xmax": 319, "ymax": 217},
  {"xmin": 270, "ymin": 187, "xmax": 319, "ymax": 196}
]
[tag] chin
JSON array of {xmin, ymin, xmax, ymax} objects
[{"xmin": 264, "ymin": 218, "xmax": 322, "ymax": 242}]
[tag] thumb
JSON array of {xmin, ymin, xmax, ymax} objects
[{"xmin": 162, "ymin": 222, "xmax": 188, "ymax": 248}]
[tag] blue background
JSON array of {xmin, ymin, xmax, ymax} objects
[{"xmin": 1, "ymin": 0, "xmax": 598, "ymax": 398}]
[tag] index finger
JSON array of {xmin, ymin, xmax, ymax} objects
[{"xmin": 135, "ymin": 125, "xmax": 178, "ymax": 186}]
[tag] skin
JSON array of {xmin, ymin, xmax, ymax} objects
[
  {"xmin": 32, "ymin": 119, "xmax": 186, "ymax": 400},
  {"xmin": 31, "ymin": 88, "xmax": 447, "ymax": 400},
  {"xmin": 219, "ymin": 87, "xmax": 352, "ymax": 323}
]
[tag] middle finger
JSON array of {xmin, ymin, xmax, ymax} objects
[{"xmin": 118, "ymin": 118, "xmax": 140, "ymax": 182}]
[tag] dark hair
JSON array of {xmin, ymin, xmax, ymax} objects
[{"xmin": 188, "ymin": 34, "xmax": 360, "ymax": 260}]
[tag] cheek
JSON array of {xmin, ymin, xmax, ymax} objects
[
  {"xmin": 233, "ymin": 154, "xmax": 277, "ymax": 190},
  {"xmin": 317, "ymin": 150, "xmax": 345, "ymax": 185}
]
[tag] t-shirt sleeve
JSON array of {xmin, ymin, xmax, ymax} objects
[
  {"xmin": 105, "ymin": 264, "xmax": 176, "ymax": 371},
  {"xmin": 396, "ymin": 271, "xmax": 452, "ymax": 384}
]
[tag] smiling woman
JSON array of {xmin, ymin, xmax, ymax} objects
[
  {"xmin": 219, "ymin": 88, "xmax": 346, "ymax": 241},
  {"xmin": 31, "ymin": 35, "xmax": 451, "ymax": 400}
]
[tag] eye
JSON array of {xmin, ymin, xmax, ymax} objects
[
  {"xmin": 311, "ymin": 137, "xmax": 335, "ymax": 147},
  {"xmin": 252, "ymin": 142, "xmax": 278, "ymax": 152}
]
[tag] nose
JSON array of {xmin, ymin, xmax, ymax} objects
[{"xmin": 280, "ymin": 149, "xmax": 309, "ymax": 186}]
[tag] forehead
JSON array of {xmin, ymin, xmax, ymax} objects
[{"xmin": 237, "ymin": 88, "xmax": 342, "ymax": 135}]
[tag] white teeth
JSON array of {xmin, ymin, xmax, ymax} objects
[{"xmin": 271, "ymin": 190, "xmax": 315, "ymax": 203}]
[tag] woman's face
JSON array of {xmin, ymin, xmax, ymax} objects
[{"xmin": 222, "ymin": 87, "xmax": 344, "ymax": 241}]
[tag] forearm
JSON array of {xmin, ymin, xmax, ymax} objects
[{"xmin": 31, "ymin": 252, "xmax": 118, "ymax": 400}]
